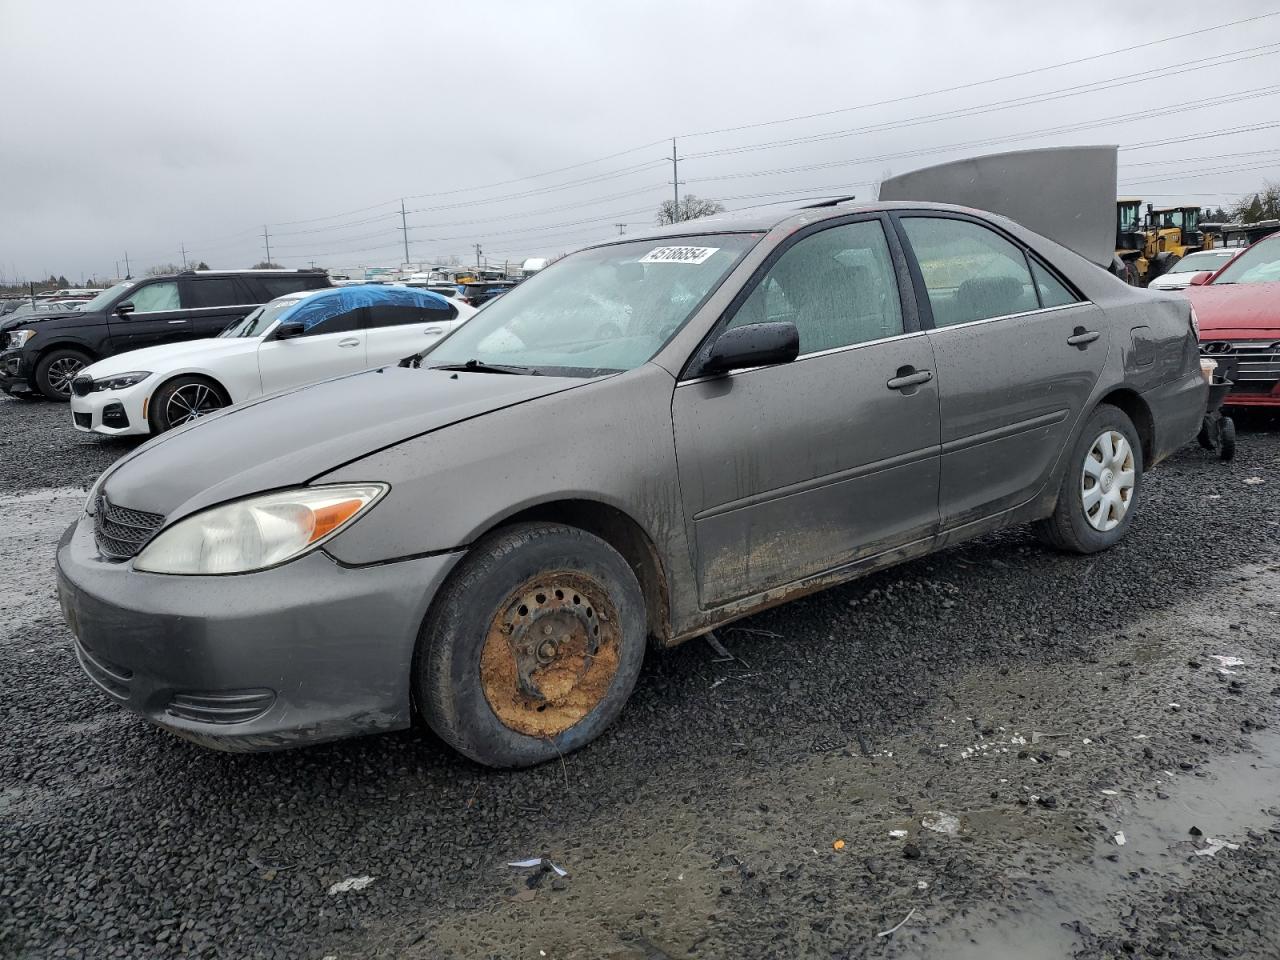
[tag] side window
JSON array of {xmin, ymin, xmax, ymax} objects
[
  {"xmin": 367, "ymin": 293, "xmax": 459, "ymax": 329},
  {"xmin": 727, "ymin": 220, "xmax": 904, "ymax": 355},
  {"xmin": 285, "ymin": 296, "xmax": 362, "ymax": 336},
  {"xmin": 901, "ymin": 217, "xmax": 1039, "ymax": 327},
  {"xmin": 259, "ymin": 277, "xmax": 316, "ymax": 298},
  {"xmin": 1029, "ymin": 259, "xmax": 1078, "ymax": 309},
  {"xmin": 184, "ymin": 278, "xmax": 243, "ymax": 309},
  {"xmin": 125, "ymin": 282, "xmax": 180, "ymax": 313}
]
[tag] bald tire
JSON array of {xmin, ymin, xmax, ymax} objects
[
  {"xmin": 415, "ymin": 522, "xmax": 646, "ymax": 768},
  {"xmin": 1033, "ymin": 404, "xmax": 1143, "ymax": 554}
]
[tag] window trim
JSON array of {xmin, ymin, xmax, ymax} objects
[
  {"xmin": 679, "ymin": 329, "xmax": 930, "ymax": 387},
  {"xmin": 678, "ymin": 212, "xmax": 921, "ymax": 381},
  {"xmin": 889, "ymin": 210, "xmax": 1088, "ymax": 332}
]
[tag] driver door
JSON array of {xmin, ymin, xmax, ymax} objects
[
  {"xmin": 671, "ymin": 216, "xmax": 942, "ymax": 608},
  {"xmin": 255, "ymin": 298, "xmax": 368, "ymax": 395},
  {"xmin": 107, "ymin": 281, "xmax": 187, "ymax": 352}
]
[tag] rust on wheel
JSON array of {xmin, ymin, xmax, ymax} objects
[{"xmin": 479, "ymin": 572, "xmax": 621, "ymax": 737}]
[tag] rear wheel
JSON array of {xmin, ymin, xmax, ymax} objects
[
  {"xmin": 34, "ymin": 348, "xmax": 91, "ymax": 401},
  {"xmin": 416, "ymin": 522, "xmax": 646, "ymax": 768},
  {"xmin": 1034, "ymin": 404, "xmax": 1143, "ymax": 553},
  {"xmin": 148, "ymin": 376, "xmax": 229, "ymax": 433},
  {"xmin": 1219, "ymin": 417, "xmax": 1236, "ymax": 462}
]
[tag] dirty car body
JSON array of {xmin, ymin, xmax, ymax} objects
[{"xmin": 56, "ymin": 197, "xmax": 1206, "ymax": 764}]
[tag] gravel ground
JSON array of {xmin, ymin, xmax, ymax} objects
[{"xmin": 3, "ymin": 393, "xmax": 1280, "ymax": 960}]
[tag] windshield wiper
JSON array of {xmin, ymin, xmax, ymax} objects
[{"xmin": 426, "ymin": 358, "xmax": 539, "ymax": 375}]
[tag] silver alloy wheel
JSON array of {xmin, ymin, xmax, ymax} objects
[
  {"xmin": 1081, "ymin": 429, "xmax": 1135, "ymax": 532},
  {"xmin": 164, "ymin": 382, "xmax": 224, "ymax": 426},
  {"xmin": 46, "ymin": 357, "xmax": 85, "ymax": 396}
]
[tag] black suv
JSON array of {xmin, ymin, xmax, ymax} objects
[{"xmin": 0, "ymin": 269, "xmax": 331, "ymax": 400}]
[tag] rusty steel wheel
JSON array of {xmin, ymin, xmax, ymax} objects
[
  {"xmin": 479, "ymin": 574, "xmax": 621, "ymax": 737},
  {"xmin": 416, "ymin": 522, "xmax": 646, "ymax": 768}
]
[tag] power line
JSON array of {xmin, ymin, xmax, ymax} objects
[{"xmin": 678, "ymin": 10, "xmax": 1280, "ymax": 139}]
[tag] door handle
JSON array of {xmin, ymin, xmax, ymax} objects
[
  {"xmin": 167, "ymin": 319, "xmax": 188, "ymax": 324},
  {"xmin": 423, "ymin": 327, "xmax": 443, "ymax": 335},
  {"xmin": 1067, "ymin": 328, "xmax": 1101, "ymax": 347},
  {"xmin": 886, "ymin": 367, "xmax": 933, "ymax": 391},
  {"xmin": 338, "ymin": 338, "xmax": 361, "ymax": 348}
]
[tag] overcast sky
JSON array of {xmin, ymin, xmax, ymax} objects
[{"xmin": 2, "ymin": 0, "xmax": 1278, "ymax": 282}]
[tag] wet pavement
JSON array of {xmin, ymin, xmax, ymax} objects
[{"xmin": 2, "ymin": 394, "xmax": 1280, "ymax": 959}]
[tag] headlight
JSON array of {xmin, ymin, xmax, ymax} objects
[
  {"xmin": 91, "ymin": 371, "xmax": 150, "ymax": 391},
  {"xmin": 7, "ymin": 329, "xmax": 37, "ymax": 348},
  {"xmin": 1189, "ymin": 306, "xmax": 1200, "ymax": 340},
  {"xmin": 134, "ymin": 484, "xmax": 387, "ymax": 575}
]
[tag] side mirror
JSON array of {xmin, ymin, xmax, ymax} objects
[
  {"xmin": 114, "ymin": 302, "xmax": 135, "ymax": 316},
  {"xmin": 703, "ymin": 321, "xmax": 799, "ymax": 375},
  {"xmin": 273, "ymin": 321, "xmax": 306, "ymax": 340},
  {"xmin": 1188, "ymin": 272, "xmax": 1213, "ymax": 286}
]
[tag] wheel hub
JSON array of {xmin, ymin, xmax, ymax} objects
[
  {"xmin": 479, "ymin": 574, "xmax": 621, "ymax": 737},
  {"xmin": 1099, "ymin": 468, "xmax": 1115, "ymax": 494}
]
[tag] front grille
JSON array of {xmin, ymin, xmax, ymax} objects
[
  {"xmin": 71, "ymin": 375, "xmax": 93, "ymax": 397},
  {"xmin": 94, "ymin": 496, "xmax": 165, "ymax": 560},
  {"xmin": 1200, "ymin": 340, "xmax": 1280, "ymax": 387},
  {"xmin": 166, "ymin": 689, "xmax": 276, "ymax": 725},
  {"xmin": 73, "ymin": 411, "xmax": 91, "ymax": 429}
]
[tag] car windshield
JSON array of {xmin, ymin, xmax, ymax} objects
[
  {"xmin": 1212, "ymin": 237, "xmax": 1280, "ymax": 285},
  {"xmin": 218, "ymin": 297, "xmax": 303, "ymax": 338},
  {"xmin": 1167, "ymin": 251, "xmax": 1235, "ymax": 274},
  {"xmin": 422, "ymin": 234, "xmax": 760, "ymax": 375},
  {"xmin": 81, "ymin": 279, "xmax": 137, "ymax": 312}
]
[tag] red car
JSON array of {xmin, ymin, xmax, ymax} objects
[{"xmin": 1186, "ymin": 232, "xmax": 1280, "ymax": 407}]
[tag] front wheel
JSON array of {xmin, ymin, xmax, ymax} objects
[
  {"xmin": 1034, "ymin": 404, "xmax": 1144, "ymax": 553},
  {"xmin": 148, "ymin": 376, "xmax": 229, "ymax": 433},
  {"xmin": 416, "ymin": 522, "xmax": 647, "ymax": 768},
  {"xmin": 34, "ymin": 348, "xmax": 91, "ymax": 401}
]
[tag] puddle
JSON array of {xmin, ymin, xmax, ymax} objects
[{"xmin": 924, "ymin": 731, "xmax": 1280, "ymax": 958}]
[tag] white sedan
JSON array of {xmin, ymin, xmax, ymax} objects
[
  {"xmin": 69, "ymin": 285, "xmax": 474, "ymax": 436},
  {"xmin": 1147, "ymin": 248, "xmax": 1238, "ymax": 290}
]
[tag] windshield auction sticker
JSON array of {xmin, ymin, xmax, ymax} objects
[{"xmin": 639, "ymin": 246, "xmax": 720, "ymax": 264}]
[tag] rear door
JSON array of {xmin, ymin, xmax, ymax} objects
[
  {"xmin": 255, "ymin": 295, "xmax": 368, "ymax": 395},
  {"xmin": 894, "ymin": 212, "xmax": 1108, "ymax": 528},
  {"xmin": 363, "ymin": 291, "xmax": 465, "ymax": 366},
  {"xmin": 179, "ymin": 276, "xmax": 258, "ymax": 338},
  {"xmin": 105, "ymin": 280, "xmax": 187, "ymax": 353},
  {"xmin": 672, "ymin": 215, "xmax": 941, "ymax": 608}
]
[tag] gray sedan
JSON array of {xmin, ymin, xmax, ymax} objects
[{"xmin": 57, "ymin": 199, "xmax": 1206, "ymax": 766}]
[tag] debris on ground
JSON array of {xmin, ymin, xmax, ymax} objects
[
  {"xmin": 833, "ymin": 839, "xmax": 845, "ymax": 850},
  {"xmin": 1194, "ymin": 838, "xmax": 1241, "ymax": 858},
  {"xmin": 889, "ymin": 829, "xmax": 909, "ymax": 839},
  {"xmin": 1242, "ymin": 477, "xmax": 1266, "ymax": 485},
  {"xmin": 327, "ymin": 876, "xmax": 375, "ymax": 895},
  {"xmin": 920, "ymin": 811, "xmax": 960, "ymax": 836},
  {"xmin": 507, "ymin": 857, "xmax": 568, "ymax": 877},
  {"xmin": 1211, "ymin": 655, "xmax": 1246, "ymax": 668},
  {"xmin": 877, "ymin": 907, "xmax": 917, "ymax": 938},
  {"xmin": 1113, "ymin": 832, "xmax": 1127, "ymax": 846}
]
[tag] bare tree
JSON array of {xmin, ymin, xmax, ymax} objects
[
  {"xmin": 656, "ymin": 195, "xmax": 726, "ymax": 226},
  {"xmin": 1229, "ymin": 181, "xmax": 1280, "ymax": 222},
  {"xmin": 146, "ymin": 263, "xmax": 182, "ymax": 276},
  {"xmin": 252, "ymin": 261, "xmax": 283, "ymax": 269}
]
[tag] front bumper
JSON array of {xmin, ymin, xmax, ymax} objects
[
  {"xmin": 1199, "ymin": 343, "xmax": 1280, "ymax": 407},
  {"xmin": 56, "ymin": 513, "xmax": 463, "ymax": 751},
  {"xmin": 69, "ymin": 384, "xmax": 152, "ymax": 436},
  {"xmin": 0, "ymin": 349, "xmax": 32, "ymax": 394}
]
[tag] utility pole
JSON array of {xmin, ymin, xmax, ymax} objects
[
  {"xmin": 399, "ymin": 199, "xmax": 411, "ymax": 268},
  {"xmin": 123, "ymin": 250, "xmax": 131, "ymax": 278},
  {"xmin": 669, "ymin": 137, "xmax": 682, "ymax": 222},
  {"xmin": 114, "ymin": 260, "xmax": 120, "ymax": 280},
  {"xmin": 180, "ymin": 241, "xmax": 188, "ymax": 270},
  {"xmin": 262, "ymin": 225, "xmax": 272, "ymax": 265},
  {"xmin": 614, "ymin": 223, "xmax": 627, "ymax": 235},
  {"xmin": 473, "ymin": 243, "xmax": 483, "ymax": 270}
]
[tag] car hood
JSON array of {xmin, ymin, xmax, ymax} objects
[
  {"xmin": 1, "ymin": 309, "xmax": 86, "ymax": 331},
  {"xmin": 98, "ymin": 366, "xmax": 593, "ymax": 521},
  {"xmin": 1186, "ymin": 282, "xmax": 1280, "ymax": 336},
  {"xmin": 83, "ymin": 338, "xmax": 258, "ymax": 378}
]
